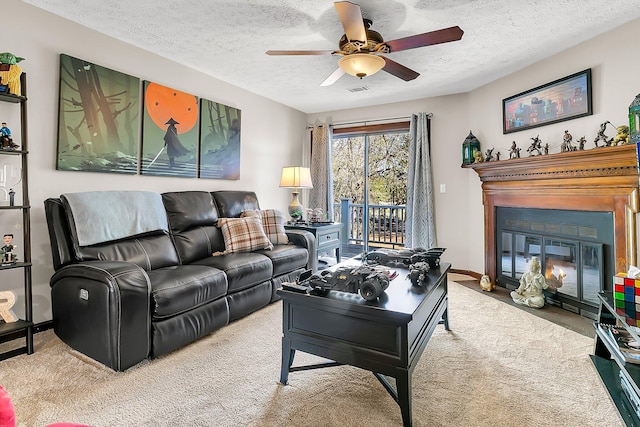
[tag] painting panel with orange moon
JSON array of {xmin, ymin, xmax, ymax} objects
[
  {"xmin": 56, "ymin": 54, "xmax": 140, "ymax": 174},
  {"xmin": 141, "ymin": 80, "xmax": 199, "ymax": 177},
  {"xmin": 198, "ymin": 98, "xmax": 241, "ymax": 180}
]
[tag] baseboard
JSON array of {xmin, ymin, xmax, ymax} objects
[{"xmin": 449, "ymin": 268, "xmax": 482, "ymax": 280}]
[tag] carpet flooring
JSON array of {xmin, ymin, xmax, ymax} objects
[{"xmin": 0, "ymin": 276, "xmax": 622, "ymax": 426}]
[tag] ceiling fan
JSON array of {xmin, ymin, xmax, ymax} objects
[{"xmin": 266, "ymin": 1, "xmax": 463, "ymax": 86}]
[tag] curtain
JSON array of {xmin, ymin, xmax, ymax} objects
[
  {"xmin": 308, "ymin": 122, "xmax": 334, "ymax": 219},
  {"xmin": 405, "ymin": 112, "xmax": 437, "ymax": 248}
]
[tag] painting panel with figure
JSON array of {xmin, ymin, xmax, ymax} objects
[
  {"xmin": 56, "ymin": 54, "xmax": 140, "ymax": 173},
  {"xmin": 198, "ymin": 98, "xmax": 241, "ymax": 180},
  {"xmin": 141, "ymin": 81, "xmax": 198, "ymax": 178}
]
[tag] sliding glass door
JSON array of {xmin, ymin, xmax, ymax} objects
[{"xmin": 331, "ymin": 129, "xmax": 409, "ymax": 255}]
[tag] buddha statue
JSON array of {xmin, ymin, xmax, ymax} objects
[{"xmin": 510, "ymin": 256, "xmax": 547, "ymax": 308}]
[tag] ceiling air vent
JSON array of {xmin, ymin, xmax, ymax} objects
[{"xmin": 347, "ymin": 86, "xmax": 370, "ymax": 93}]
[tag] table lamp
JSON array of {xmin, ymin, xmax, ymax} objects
[{"xmin": 279, "ymin": 166, "xmax": 313, "ymax": 221}]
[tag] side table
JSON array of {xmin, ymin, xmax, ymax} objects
[{"xmin": 285, "ymin": 223, "xmax": 342, "ymax": 263}]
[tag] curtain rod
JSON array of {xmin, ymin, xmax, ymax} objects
[{"xmin": 306, "ymin": 113, "xmax": 432, "ymax": 130}]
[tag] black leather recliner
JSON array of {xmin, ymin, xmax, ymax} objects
[{"xmin": 44, "ymin": 190, "xmax": 315, "ymax": 371}]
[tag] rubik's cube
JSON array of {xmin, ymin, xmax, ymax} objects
[{"xmin": 614, "ymin": 273, "xmax": 640, "ymax": 326}]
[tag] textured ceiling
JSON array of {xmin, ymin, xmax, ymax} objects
[{"xmin": 20, "ymin": 0, "xmax": 640, "ymax": 114}]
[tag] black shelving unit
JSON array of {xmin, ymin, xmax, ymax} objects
[
  {"xmin": 0, "ymin": 72, "xmax": 33, "ymax": 360},
  {"xmin": 592, "ymin": 292, "xmax": 640, "ymax": 426}
]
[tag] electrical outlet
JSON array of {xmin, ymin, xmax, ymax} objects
[{"xmin": 440, "ymin": 184, "xmax": 446, "ymax": 193}]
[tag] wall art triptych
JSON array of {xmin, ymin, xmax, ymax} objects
[{"xmin": 55, "ymin": 54, "xmax": 241, "ymax": 179}]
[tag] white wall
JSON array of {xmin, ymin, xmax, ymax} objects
[
  {"xmin": 6, "ymin": 0, "xmax": 639, "ymax": 324},
  {"xmin": 309, "ymin": 17, "xmax": 640, "ymax": 277},
  {"xmin": 307, "ymin": 94, "xmax": 472, "ymax": 271},
  {"xmin": 3, "ymin": 0, "xmax": 307, "ymax": 323}
]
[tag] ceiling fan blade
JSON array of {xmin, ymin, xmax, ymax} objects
[
  {"xmin": 385, "ymin": 26, "xmax": 464, "ymax": 52},
  {"xmin": 334, "ymin": 1, "xmax": 366, "ymax": 43},
  {"xmin": 266, "ymin": 50, "xmax": 335, "ymax": 56},
  {"xmin": 380, "ymin": 56, "xmax": 420, "ymax": 81},
  {"xmin": 320, "ymin": 68, "xmax": 346, "ymax": 86}
]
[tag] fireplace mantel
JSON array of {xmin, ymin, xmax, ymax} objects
[{"xmin": 466, "ymin": 144, "xmax": 639, "ymax": 281}]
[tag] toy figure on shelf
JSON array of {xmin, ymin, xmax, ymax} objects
[
  {"xmin": 1, "ymin": 233, "xmax": 17, "ymax": 264},
  {"xmin": 527, "ymin": 135, "xmax": 543, "ymax": 156},
  {"xmin": 0, "ymin": 123, "xmax": 18, "ymax": 150},
  {"xmin": 0, "ymin": 52, "xmax": 24, "ymax": 95},
  {"xmin": 495, "ymin": 151, "xmax": 502, "ymax": 161},
  {"xmin": 576, "ymin": 136, "xmax": 587, "ymax": 150},
  {"xmin": 594, "ymin": 121, "xmax": 613, "ymax": 147},
  {"xmin": 611, "ymin": 125, "xmax": 630, "ymax": 146},
  {"xmin": 484, "ymin": 147, "xmax": 495, "ymax": 162},
  {"xmin": 561, "ymin": 130, "xmax": 576, "ymax": 152},
  {"xmin": 508, "ymin": 141, "xmax": 521, "ymax": 159},
  {"xmin": 473, "ymin": 150, "xmax": 484, "ymax": 163}
]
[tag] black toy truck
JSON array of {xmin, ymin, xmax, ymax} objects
[
  {"xmin": 304, "ymin": 265, "xmax": 390, "ymax": 301},
  {"xmin": 364, "ymin": 247, "xmax": 446, "ymax": 269}
]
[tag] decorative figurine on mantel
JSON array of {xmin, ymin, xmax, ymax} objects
[
  {"xmin": 473, "ymin": 150, "xmax": 484, "ymax": 163},
  {"xmin": 594, "ymin": 121, "xmax": 613, "ymax": 147},
  {"xmin": 561, "ymin": 130, "xmax": 576, "ymax": 152},
  {"xmin": 484, "ymin": 147, "xmax": 495, "ymax": 162},
  {"xmin": 576, "ymin": 136, "xmax": 587, "ymax": 150},
  {"xmin": 527, "ymin": 135, "xmax": 543, "ymax": 156},
  {"xmin": 510, "ymin": 256, "xmax": 548, "ymax": 308},
  {"xmin": 508, "ymin": 141, "xmax": 521, "ymax": 159},
  {"xmin": 611, "ymin": 125, "xmax": 630, "ymax": 146}
]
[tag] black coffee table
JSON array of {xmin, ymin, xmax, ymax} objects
[{"xmin": 277, "ymin": 259, "xmax": 451, "ymax": 427}]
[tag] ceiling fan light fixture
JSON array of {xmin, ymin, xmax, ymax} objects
[{"xmin": 338, "ymin": 53, "xmax": 385, "ymax": 78}]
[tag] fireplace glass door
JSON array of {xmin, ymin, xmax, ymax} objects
[{"xmin": 499, "ymin": 232, "xmax": 604, "ymax": 310}]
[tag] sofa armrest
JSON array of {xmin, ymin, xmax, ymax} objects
[
  {"xmin": 50, "ymin": 260, "xmax": 151, "ymax": 371},
  {"xmin": 286, "ymin": 229, "xmax": 317, "ymax": 272}
]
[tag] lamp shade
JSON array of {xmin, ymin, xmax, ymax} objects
[
  {"xmin": 338, "ymin": 53, "xmax": 385, "ymax": 78},
  {"xmin": 279, "ymin": 166, "xmax": 313, "ymax": 189}
]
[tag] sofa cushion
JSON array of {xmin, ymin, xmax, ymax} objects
[
  {"xmin": 76, "ymin": 232, "xmax": 179, "ymax": 270},
  {"xmin": 162, "ymin": 191, "xmax": 218, "ymax": 233},
  {"xmin": 148, "ymin": 265, "xmax": 228, "ymax": 319},
  {"xmin": 257, "ymin": 244, "xmax": 308, "ymax": 276},
  {"xmin": 212, "ymin": 191, "xmax": 260, "ymax": 218},
  {"xmin": 216, "ymin": 217, "xmax": 273, "ymax": 255},
  {"xmin": 162, "ymin": 191, "xmax": 224, "ymax": 263},
  {"xmin": 193, "ymin": 252, "xmax": 273, "ymax": 293},
  {"xmin": 241, "ymin": 209, "xmax": 289, "ymax": 245}
]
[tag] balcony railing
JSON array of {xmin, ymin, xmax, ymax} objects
[{"xmin": 333, "ymin": 198, "xmax": 406, "ymax": 250}]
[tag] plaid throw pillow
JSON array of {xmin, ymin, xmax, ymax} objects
[
  {"xmin": 241, "ymin": 209, "xmax": 289, "ymax": 245},
  {"xmin": 215, "ymin": 217, "xmax": 274, "ymax": 255}
]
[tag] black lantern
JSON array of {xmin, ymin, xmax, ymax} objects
[{"xmin": 462, "ymin": 131, "xmax": 481, "ymax": 165}]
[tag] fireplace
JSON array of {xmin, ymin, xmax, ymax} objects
[
  {"xmin": 467, "ymin": 144, "xmax": 639, "ymax": 318},
  {"xmin": 496, "ymin": 207, "xmax": 612, "ymax": 315}
]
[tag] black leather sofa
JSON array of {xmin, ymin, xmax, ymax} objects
[{"xmin": 44, "ymin": 190, "xmax": 315, "ymax": 371}]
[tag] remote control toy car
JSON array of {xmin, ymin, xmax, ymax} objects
[{"xmin": 303, "ymin": 264, "xmax": 390, "ymax": 301}]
